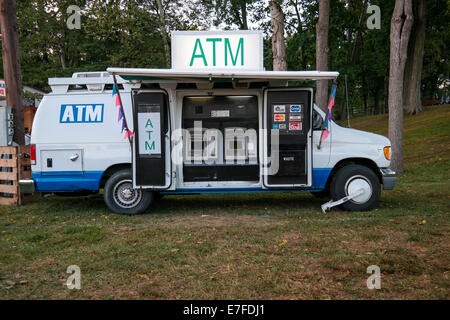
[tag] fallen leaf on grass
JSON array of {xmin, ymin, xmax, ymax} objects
[
  {"xmin": 137, "ymin": 274, "xmax": 150, "ymax": 280},
  {"xmin": 171, "ymin": 248, "xmax": 180, "ymax": 253}
]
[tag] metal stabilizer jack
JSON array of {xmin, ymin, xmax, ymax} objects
[{"xmin": 321, "ymin": 189, "xmax": 364, "ymax": 213}]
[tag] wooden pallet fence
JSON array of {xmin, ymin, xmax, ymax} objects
[{"xmin": 0, "ymin": 145, "xmax": 37, "ymax": 206}]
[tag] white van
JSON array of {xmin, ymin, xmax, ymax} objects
[{"xmin": 22, "ymin": 68, "xmax": 396, "ymax": 215}]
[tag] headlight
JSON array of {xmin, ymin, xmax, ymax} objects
[{"xmin": 383, "ymin": 146, "xmax": 391, "ymax": 160}]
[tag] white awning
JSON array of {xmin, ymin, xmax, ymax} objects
[{"xmin": 106, "ymin": 67, "xmax": 339, "ymax": 82}]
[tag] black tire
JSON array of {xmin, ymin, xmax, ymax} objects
[
  {"xmin": 103, "ymin": 169, "xmax": 153, "ymax": 215},
  {"xmin": 330, "ymin": 165, "xmax": 381, "ymax": 212}
]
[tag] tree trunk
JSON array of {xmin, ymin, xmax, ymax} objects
[
  {"xmin": 388, "ymin": 0, "xmax": 414, "ymax": 173},
  {"xmin": 0, "ymin": 0, "xmax": 24, "ymax": 145},
  {"xmin": 373, "ymin": 86, "xmax": 380, "ymax": 115},
  {"xmin": 60, "ymin": 51, "xmax": 67, "ymax": 69},
  {"xmin": 269, "ymin": 1, "xmax": 287, "ymax": 71},
  {"xmin": 293, "ymin": 0, "xmax": 308, "ymax": 69},
  {"xmin": 351, "ymin": 0, "xmax": 368, "ymax": 63},
  {"xmin": 362, "ymin": 73, "xmax": 368, "ymax": 115},
  {"xmin": 155, "ymin": 0, "xmax": 171, "ymax": 68},
  {"xmin": 403, "ymin": 0, "xmax": 426, "ymax": 115},
  {"xmin": 240, "ymin": 2, "xmax": 248, "ymax": 30},
  {"xmin": 315, "ymin": 0, "xmax": 330, "ymax": 112}
]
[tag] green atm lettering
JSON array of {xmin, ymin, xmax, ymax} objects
[
  {"xmin": 190, "ymin": 38, "xmax": 208, "ymax": 66},
  {"xmin": 144, "ymin": 117, "xmax": 156, "ymax": 152},
  {"xmin": 225, "ymin": 37, "xmax": 244, "ymax": 66},
  {"xmin": 206, "ymin": 38, "xmax": 222, "ymax": 66},
  {"xmin": 145, "ymin": 131, "xmax": 155, "ymax": 150},
  {"xmin": 145, "ymin": 140, "xmax": 155, "ymax": 151},
  {"xmin": 189, "ymin": 37, "xmax": 245, "ymax": 67}
]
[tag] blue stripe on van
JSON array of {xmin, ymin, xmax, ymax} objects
[
  {"xmin": 32, "ymin": 171, "xmax": 103, "ymax": 192},
  {"xmin": 312, "ymin": 168, "xmax": 333, "ymax": 190},
  {"xmin": 31, "ymin": 168, "xmax": 332, "ymax": 192}
]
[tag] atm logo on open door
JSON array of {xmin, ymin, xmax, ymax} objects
[{"xmin": 60, "ymin": 104, "xmax": 104, "ymax": 123}]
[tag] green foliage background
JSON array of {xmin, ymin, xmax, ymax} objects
[{"xmin": 1, "ymin": 0, "xmax": 448, "ymax": 117}]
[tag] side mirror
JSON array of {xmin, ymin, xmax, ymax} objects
[{"xmin": 313, "ymin": 112, "xmax": 324, "ymax": 130}]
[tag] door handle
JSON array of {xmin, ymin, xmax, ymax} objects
[{"xmin": 70, "ymin": 154, "xmax": 79, "ymax": 161}]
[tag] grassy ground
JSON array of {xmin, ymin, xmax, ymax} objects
[{"xmin": 0, "ymin": 105, "xmax": 449, "ymax": 299}]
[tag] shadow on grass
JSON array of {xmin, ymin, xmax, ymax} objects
[{"xmin": 28, "ymin": 192, "xmax": 329, "ymax": 217}]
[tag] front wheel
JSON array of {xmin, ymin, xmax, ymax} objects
[
  {"xmin": 330, "ymin": 165, "xmax": 381, "ymax": 212},
  {"xmin": 104, "ymin": 169, "xmax": 153, "ymax": 215}
]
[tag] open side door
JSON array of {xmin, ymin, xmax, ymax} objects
[
  {"xmin": 132, "ymin": 90, "xmax": 171, "ymax": 189},
  {"xmin": 263, "ymin": 88, "xmax": 313, "ymax": 188}
]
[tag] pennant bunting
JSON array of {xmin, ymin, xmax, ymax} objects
[
  {"xmin": 320, "ymin": 83, "xmax": 338, "ymax": 143},
  {"xmin": 124, "ymin": 129, "xmax": 134, "ymax": 139},
  {"xmin": 112, "ymin": 82, "xmax": 132, "ymax": 141}
]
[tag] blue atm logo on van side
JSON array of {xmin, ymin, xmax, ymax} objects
[{"xmin": 60, "ymin": 104, "xmax": 104, "ymax": 123}]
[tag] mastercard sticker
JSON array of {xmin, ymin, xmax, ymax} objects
[{"xmin": 274, "ymin": 114, "xmax": 285, "ymax": 122}]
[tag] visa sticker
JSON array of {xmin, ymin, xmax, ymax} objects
[
  {"xmin": 274, "ymin": 114, "xmax": 285, "ymax": 122},
  {"xmin": 290, "ymin": 105, "xmax": 302, "ymax": 113},
  {"xmin": 289, "ymin": 115, "xmax": 302, "ymax": 121},
  {"xmin": 289, "ymin": 122, "xmax": 302, "ymax": 131}
]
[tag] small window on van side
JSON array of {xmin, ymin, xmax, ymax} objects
[{"xmin": 313, "ymin": 109, "xmax": 324, "ymax": 130}]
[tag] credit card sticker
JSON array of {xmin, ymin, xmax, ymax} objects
[
  {"xmin": 274, "ymin": 114, "xmax": 285, "ymax": 122},
  {"xmin": 289, "ymin": 122, "xmax": 302, "ymax": 131},
  {"xmin": 289, "ymin": 115, "xmax": 302, "ymax": 121},
  {"xmin": 290, "ymin": 105, "xmax": 302, "ymax": 113},
  {"xmin": 274, "ymin": 105, "xmax": 285, "ymax": 113}
]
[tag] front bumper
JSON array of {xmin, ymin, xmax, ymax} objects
[
  {"xmin": 380, "ymin": 168, "xmax": 397, "ymax": 190},
  {"xmin": 19, "ymin": 179, "xmax": 36, "ymax": 194}
]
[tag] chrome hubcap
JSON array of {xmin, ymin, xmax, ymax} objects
[
  {"xmin": 113, "ymin": 179, "xmax": 142, "ymax": 208},
  {"xmin": 345, "ymin": 175, "xmax": 372, "ymax": 204}
]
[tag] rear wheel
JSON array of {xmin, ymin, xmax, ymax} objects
[
  {"xmin": 330, "ymin": 165, "xmax": 381, "ymax": 211},
  {"xmin": 104, "ymin": 169, "xmax": 153, "ymax": 215}
]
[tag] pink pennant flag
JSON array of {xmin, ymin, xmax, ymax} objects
[
  {"xmin": 115, "ymin": 94, "xmax": 121, "ymax": 107},
  {"xmin": 320, "ymin": 130, "xmax": 330, "ymax": 142},
  {"xmin": 320, "ymin": 83, "xmax": 338, "ymax": 143},
  {"xmin": 124, "ymin": 130, "xmax": 134, "ymax": 139}
]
